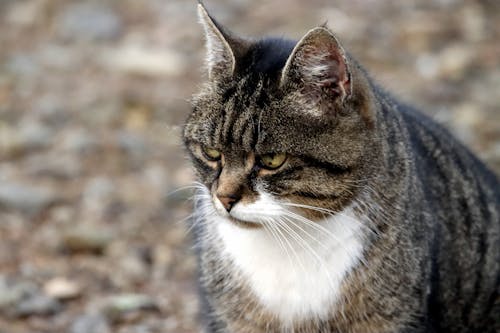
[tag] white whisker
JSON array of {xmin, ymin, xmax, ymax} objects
[{"xmin": 282, "ymin": 201, "xmax": 378, "ymax": 238}]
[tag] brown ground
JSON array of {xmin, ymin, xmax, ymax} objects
[{"xmin": 0, "ymin": 1, "xmax": 499, "ymax": 332}]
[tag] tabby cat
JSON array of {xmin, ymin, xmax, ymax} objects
[{"xmin": 183, "ymin": 3, "xmax": 500, "ymax": 332}]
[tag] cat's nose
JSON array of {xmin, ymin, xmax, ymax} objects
[{"xmin": 217, "ymin": 193, "xmax": 241, "ymax": 212}]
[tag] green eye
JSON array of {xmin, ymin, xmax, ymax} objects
[
  {"xmin": 259, "ymin": 153, "xmax": 287, "ymax": 170},
  {"xmin": 202, "ymin": 146, "xmax": 222, "ymax": 161}
]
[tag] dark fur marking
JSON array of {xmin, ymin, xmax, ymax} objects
[{"xmin": 238, "ymin": 37, "xmax": 296, "ymax": 76}]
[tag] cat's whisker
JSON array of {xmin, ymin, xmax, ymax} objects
[
  {"xmin": 276, "ymin": 217, "xmax": 339, "ymax": 292},
  {"xmin": 175, "ymin": 212, "xmax": 195, "ymax": 227},
  {"xmin": 176, "ymin": 193, "xmax": 215, "ymax": 238},
  {"xmin": 275, "ymin": 217, "xmax": 321, "ymax": 263},
  {"xmin": 281, "ymin": 201, "xmax": 338, "ymax": 215},
  {"xmin": 282, "ymin": 200, "xmax": 370, "ymax": 224},
  {"xmin": 283, "ymin": 210, "xmax": 351, "ymax": 245},
  {"xmin": 343, "ymin": 175, "xmax": 385, "ymax": 183},
  {"xmin": 272, "ymin": 218, "xmax": 308, "ymax": 275},
  {"xmin": 274, "ymin": 221, "xmax": 306, "ymax": 279},
  {"xmin": 263, "ymin": 217, "xmax": 295, "ymax": 269},
  {"xmin": 283, "ymin": 211, "xmax": 369, "ymax": 268},
  {"xmin": 279, "ymin": 215, "xmax": 330, "ymax": 250},
  {"xmin": 280, "ymin": 208, "xmax": 371, "ymax": 269},
  {"xmin": 331, "ymin": 210, "xmax": 378, "ymax": 236},
  {"xmin": 269, "ymin": 223, "xmax": 295, "ymax": 270},
  {"xmin": 281, "ymin": 202, "xmax": 378, "ymax": 238},
  {"xmin": 166, "ymin": 182, "xmax": 207, "ymax": 197}
]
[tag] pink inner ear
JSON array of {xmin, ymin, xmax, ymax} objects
[{"xmin": 298, "ymin": 43, "xmax": 350, "ymax": 100}]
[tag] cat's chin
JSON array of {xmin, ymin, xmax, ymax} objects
[{"xmin": 225, "ymin": 215, "xmax": 263, "ymax": 229}]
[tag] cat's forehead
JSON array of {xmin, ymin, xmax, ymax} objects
[
  {"xmin": 190, "ymin": 76, "xmax": 276, "ymax": 152},
  {"xmin": 189, "ymin": 84, "xmax": 312, "ymax": 156},
  {"xmin": 186, "ymin": 37, "xmax": 299, "ymax": 151}
]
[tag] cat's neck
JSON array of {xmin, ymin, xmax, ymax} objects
[{"xmin": 207, "ymin": 202, "xmax": 368, "ymax": 324}]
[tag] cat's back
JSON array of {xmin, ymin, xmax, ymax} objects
[
  {"xmin": 398, "ymin": 99, "xmax": 499, "ymax": 201},
  {"xmin": 391, "ymin": 98, "xmax": 500, "ymax": 332}
]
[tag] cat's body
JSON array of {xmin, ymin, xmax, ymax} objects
[{"xmin": 184, "ymin": 4, "xmax": 500, "ymax": 332}]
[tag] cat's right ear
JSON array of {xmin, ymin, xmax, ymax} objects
[
  {"xmin": 280, "ymin": 27, "xmax": 352, "ymax": 104},
  {"xmin": 197, "ymin": 3, "xmax": 248, "ymax": 81}
]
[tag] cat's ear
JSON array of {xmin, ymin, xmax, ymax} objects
[
  {"xmin": 280, "ymin": 27, "xmax": 351, "ymax": 103},
  {"xmin": 197, "ymin": 3, "xmax": 248, "ymax": 80}
]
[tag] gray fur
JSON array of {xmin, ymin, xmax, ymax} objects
[{"xmin": 183, "ymin": 4, "xmax": 500, "ymax": 333}]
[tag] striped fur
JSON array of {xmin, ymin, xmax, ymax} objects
[{"xmin": 183, "ymin": 4, "xmax": 500, "ymax": 333}]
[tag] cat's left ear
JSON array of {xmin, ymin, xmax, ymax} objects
[
  {"xmin": 280, "ymin": 27, "xmax": 351, "ymax": 103},
  {"xmin": 197, "ymin": 3, "xmax": 249, "ymax": 80}
]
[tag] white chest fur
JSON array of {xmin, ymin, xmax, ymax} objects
[{"xmin": 212, "ymin": 205, "xmax": 365, "ymax": 325}]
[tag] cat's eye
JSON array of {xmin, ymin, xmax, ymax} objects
[
  {"xmin": 259, "ymin": 153, "xmax": 287, "ymax": 170},
  {"xmin": 202, "ymin": 146, "xmax": 222, "ymax": 161}
]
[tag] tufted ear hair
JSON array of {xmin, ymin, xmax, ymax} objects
[
  {"xmin": 197, "ymin": 3, "xmax": 249, "ymax": 81},
  {"xmin": 280, "ymin": 27, "xmax": 352, "ymax": 104}
]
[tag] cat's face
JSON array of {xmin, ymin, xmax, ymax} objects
[{"xmin": 184, "ymin": 5, "xmax": 379, "ymax": 226}]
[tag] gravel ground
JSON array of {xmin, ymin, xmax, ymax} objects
[{"xmin": 0, "ymin": 1, "xmax": 499, "ymax": 332}]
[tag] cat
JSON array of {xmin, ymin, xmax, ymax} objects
[{"xmin": 183, "ymin": 3, "xmax": 500, "ymax": 333}]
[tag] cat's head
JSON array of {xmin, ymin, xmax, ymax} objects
[{"xmin": 184, "ymin": 4, "xmax": 381, "ymax": 226}]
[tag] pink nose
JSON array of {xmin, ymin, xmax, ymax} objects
[{"xmin": 217, "ymin": 194, "xmax": 240, "ymax": 212}]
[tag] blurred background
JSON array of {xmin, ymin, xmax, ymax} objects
[{"xmin": 0, "ymin": 0, "xmax": 498, "ymax": 332}]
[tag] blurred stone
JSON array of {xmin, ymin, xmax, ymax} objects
[
  {"xmin": 61, "ymin": 225, "xmax": 114, "ymax": 254},
  {"xmin": 451, "ymin": 103, "xmax": 482, "ymax": 144},
  {"xmin": 107, "ymin": 244, "xmax": 152, "ymax": 281},
  {"xmin": 26, "ymin": 153, "xmax": 82, "ymax": 180},
  {"xmin": 490, "ymin": 142, "xmax": 500, "ymax": 158},
  {"xmin": 5, "ymin": 54, "xmax": 39, "ymax": 77},
  {"xmin": 61, "ymin": 128, "xmax": 100, "ymax": 154},
  {"xmin": 438, "ymin": 45, "xmax": 473, "ymax": 79},
  {"xmin": 101, "ymin": 294, "xmax": 158, "ymax": 321},
  {"xmin": 80, "ymin": 101, "xmax": 122, "ymax": 128},
  {"xmin": 43, "ymin": 277, "xmax": 81, "ymax": 300},
  {"xmin": 124, "ymin": 104, "xmax": 151, "ymax": 131},
  {"xmin": 82, "ymin": 177, "xmax": 116, "ymax": 214},
  {"xmin": 321, "ymin": 8, "xmax": 365, "ymax": 38},
  {"xmin": 416, "ymin": 44, "xmax": 475, "ymax": 82},
  {"xmin": 0, "ymin": 120, "xmax": 52, "ymax": 158},
  {"xmin": 114, "ymin": 250, "xmax": 150, "ymax": 288},
  {"xmin": 19, "ymin": 120, "xmax": 53, "ymax": 150},
  {"xmin": 70, "ymin": 313, "xmax": 111, "ymax": 333},
  {"xmin": 15, "ymin": 294, "xmax": 62, "ymax": 317},
  {"xmin": 56, "ymin": 3, "xmax": 122, "ymax": 41},
  {"xmin": 34, "ymin": 95, "xmax": 69, "ymax": 127},
  {"xmin": 397, "ymin": 14, "xmax": 440, "ymax": 52},
  {"xmin": 100, "ymin": 44, "xmax": 186, "ymax": 77},
  {"xmin": 415, "ymin": 54, "xmax": 439, "ymax": 79},
  {"xmin": 152, "ymin": 245, "xmax": 174, "ymax": 281},
  {"xmin": 116, "ymin": 131, "xmax": 148, "ymax": 164},
  {"xmin": 5, "ymin": 0, "xmax": 44, "ymax": 27},
  {"xmin": 49, "ymin": 206, "xmax": 75, "ymax": 225},
  {"xmin": 460, "ymin": 4, "xmax": 486, "ymax": 42},
  {"xmin": 486, "ymin": 143, "xmax": 500, "ymax": 171},
  {"xmin": 143, "ymin": 164, "xmax": 169, "ymax": 193},
  {"xmin": 116, "ymin": 324, "xmax": 149, "ymax": 333},
  {"xmin": 83, "ymin": 177, "xmax": 114, "ymax": 199},
  {"xmin": 0, "ymin": 122, "xmax": 23, "ymax": 157},
  {"xmin": 0, "ymin": 183, "xmax": 58, "ymax": 215},
  {"xmin": 39, "ymin": 44, "xmax": 84, "ymax": 72},
  {"xmin": 0, "ymin": 278, "xmax": 37, "ymax": 315}
]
